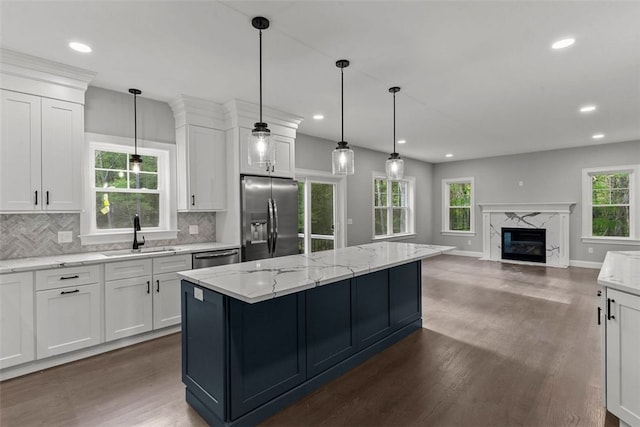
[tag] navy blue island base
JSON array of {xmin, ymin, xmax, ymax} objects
[{"xmin": 181, "ymin": 260, "xmax": 422, "ymax": 426}]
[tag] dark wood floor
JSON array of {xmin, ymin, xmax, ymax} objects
[{"xmin": 0, "ymin": 255, "xmax": 619, "ymax": 426}]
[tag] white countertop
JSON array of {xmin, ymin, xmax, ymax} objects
[
  {"xmin": 598, "ymin": 251, "xmax": 640, "ymax": 296},
  {"xmin": 0, "ymin": 242, "xmax": 239, "ymax": 274},
  {"xmin": 178, "ymin": 242, "xmax": 454, "ymax": 303}
]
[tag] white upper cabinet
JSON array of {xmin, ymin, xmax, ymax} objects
[
  {"xmin": 170, "ymin": 95, "xmax": 227, "ymax": 212},
  {"xmin": 176, "ymin": 124, "xmax": 226, "ymax": 211},
  {"xmin": 0, "ymin": 49, "xmax": 94, "ymax": 212},
  {"xmin": 239, "ymin": 127, "xmax": 295, "ymax": 178}
]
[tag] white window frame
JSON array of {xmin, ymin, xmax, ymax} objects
[
  {"xmin": 371, "ymin": 172, "xmax": 416, "ymax": 240},
  {"xmin": 296, "ymin": 168, "xmax": 347, "ymax": 253},
  {"xmin": 80, "ymin": 133, "xmax": 177, "ymax": 246},
  {"xmin": 441, "ymin": 177, "xmax": 475, "ymax": 236},
  {"xmin": 582, "ymin": 165, "xmax": 640, "ymax": 245}
]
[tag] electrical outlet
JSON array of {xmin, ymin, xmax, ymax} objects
[
  {"xmin": 58, "ymin": 231, "xmax": 73, "ymax": 243},
  {"xmin": 347, "ymin": 218, "xmax": 353, "ymax": 225},
  {"xmin": 189, "ymin": 225, "xmax": 199, "ymax": 235},
  {"xmin": 518, "ymin": 181, "xmax": 524, "ymax": 187},
  {"xmin": 588, "ymin": 247, "xmax": 594, "ymax": 254},
  {"xmin": 467, "ymin": 240, "xmax": 472, "ymax": 245}
]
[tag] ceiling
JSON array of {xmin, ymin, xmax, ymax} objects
[{"xmin": 1, "ymin": 1, "xmax": 639, "ymax": 163}]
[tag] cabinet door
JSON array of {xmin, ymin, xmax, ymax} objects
[
  {"xmin": 187, "ymin": 125, "xmax": 226, "ymax": 211},
  {"xmin": 153, "ymin": 272, "xmax": 182, "ymax": 329},
  {"xmin": 306, "ymin": 279, "xmax": 356, "ymax": 377},
  {"xmin": 0, "ymin": 90, "xmax": 41, "ymax": 211},
  {"xmin": 0, "ymin": 272, "xmax": 35, "ymax": 368},
  {"xmin": 36, "ymin": 283, "xmax": 101, "ymax": 358},
  {"xmin": 239, "ymin": 128, "xmax": 295, "ymax": 178},
  {"xmin": 41, "ymin": 98, "xmax": 83, "ymax": 211},
  {"xmin": 105, "ymin": 277, "xmax": 153, "ymax": 341},
  {"xmin": 355, "ymin": 270, "xmax": 391, "ymax": 351},
  {"xmin": 390, "ymin": 261, "xmax": 422, "ymax": 329},
  {"xmin": 606, "ymin": 288, "xmax": 640, "ymax": 425},
  {"xmin": 229, "ymin": 293, "xmax": 306, "ymax": 420}
]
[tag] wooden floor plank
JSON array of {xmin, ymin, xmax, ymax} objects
[{"xmin": 0, "ymin": 255, "xmax": 619, "ymax": 426}]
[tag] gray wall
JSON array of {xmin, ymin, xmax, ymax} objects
[
  {"xmin": 85, "ymin": 86, "xmax": 175, "ymax": 143},
  {"xmin": 295, "ymin": 133, "xmax": 434, "ymax": 246},
  {"xmin": 432, "ymin": 140, "xmax": 640, "ymax": 263}
]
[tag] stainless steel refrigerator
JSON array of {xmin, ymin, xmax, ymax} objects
[{"xmin": 241, "ymin": 175, "xmax": 299, "ymax": 261}]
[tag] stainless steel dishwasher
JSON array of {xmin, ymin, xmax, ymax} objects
[{"xmin": 192, "ymin": 248, "xmax": 240, "ymax": 269}]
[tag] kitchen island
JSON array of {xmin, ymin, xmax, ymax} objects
[{"xmin": 178, "ymin": 242, "xmax": 453, "ymax": 426}]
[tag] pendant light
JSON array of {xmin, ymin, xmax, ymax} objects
[
  {"xmin": 332, "ymin": 59, "xmax": 355, "ymax": 175},
  {"xmin": 385, "ymin": 86, "xmax": 404, "ymax": 180},
  {"xmin": 248, "ymin": 16, "xmax": 274, "ymax": 169},
  {"xmin": 129, "ymin": 88, "xmax": 142, "ymax": 174}
]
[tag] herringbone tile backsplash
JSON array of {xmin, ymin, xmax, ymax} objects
[{"xmin": 0, "ymin": 212, "xmax": 216, "ymax": 260}]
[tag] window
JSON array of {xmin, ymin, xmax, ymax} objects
[
  {"xmin": 442, "ymin": 177, "xmax": 475, "ymax": 235},
  {"xmin": 373, "ymin": 174, "xmax": 415, "ymax": 239},
  {"xmin": 81, "ymin": 134, "xmax": 176, "ymax": 245},
  {"xmin": 582, "ymin": 165, "xmax": 639, "ymax": 243}
]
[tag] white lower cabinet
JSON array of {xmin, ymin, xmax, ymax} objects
[
  {"xmin": 605, "ymin": 288, "xmax": 640, "ymax": 427},
  {"xmin": 36, "ymin": 283, "xmax": 101, "ymax": 358},
  {"xmin": 105, "ymin": 255, "xmax": 191, "ymax": 342},
  {"xmin": 152, "ymin": 272, "xmax": 182, "ymax": 329},
  {"xmin": 105, "ymin": 273, "xmax": 153, "ymax": 342},
  {"xmin": 0, "ymin": 272, "xmax": 35, "ymax": 369}
]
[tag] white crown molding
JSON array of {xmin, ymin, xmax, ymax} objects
[
  {"xmin": 478, "ymin": 202, "xmax": 576, "ymax": 213},
  {"xmin": 223, "ymin": 99, "xmax": 304, "ymax": 139},
  {"xmin": 0, "ymin": 48, "xmax": 96, "ymax": 103},
  {"xmin": 169, "ymin": 94, "xmax": 226, "ymax": 130}
]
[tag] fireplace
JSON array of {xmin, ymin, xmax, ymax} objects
[{"xmin": 501, "ymin": 228, "xmax": 546, "ymax": 263}]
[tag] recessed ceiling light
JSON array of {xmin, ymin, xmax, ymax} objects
[
  {"xmin": 313, "ymin": 114, "xmax": 324, "ymax": 120},
  {"xmin": 445, "ymin": 153, "xmax": 453, "ymax": 158},
  {"xmin": 397, "ymin": 139, "xmax": 406, "ymax": 144},
  {"xmin": 69, "ymin": 42, "xmax": 92, "ymax": 53},
  {"xmin": 551, "ymin": 38, "xmax": 575, "ymax": 50},
  {"xmin": 580, "ymin": 105, "xmax": 597, "ymax": 113},
  {"xmin": 592, "ymin": 133, "xmax": 605, "ymax": 139}
]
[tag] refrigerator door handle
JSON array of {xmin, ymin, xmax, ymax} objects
[
  {"xmin": 267, "ymin": 198, "xmax": 274, "ymax": 255},
  {"xmin": 272, "ymin": 199, "xmax": 279, "ymax": 254}
]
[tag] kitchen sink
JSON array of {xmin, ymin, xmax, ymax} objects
[{"xmin": 102, "ymin": 247, "xmax": 177, "ymax": 257}]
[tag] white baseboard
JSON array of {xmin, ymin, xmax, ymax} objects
[
  {"xmin": 569, "ymin": 260, "xmax": 603, "ymax": 269},
  {"xmin": 449, "ymin": 250, "xmax": 603, "ymax": 270},
  {"xmin": 0, "ymin": 325, "xmax": 180, "ymax": 381},
  {"xmin": 449, "ymin": 250, "xmax": 484, "ymax": 258}
]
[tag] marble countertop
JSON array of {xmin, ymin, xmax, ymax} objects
[
  {"xmin": 178, "ymin": 242, "xmax": 454, "ymax": 303},
  {"xmin": 598, "ymin": 251, "xmax": 640, "ymax": 296},
  {"xmin": 0, "ymin": 242, "xmax": 239, "ymax": 274}
]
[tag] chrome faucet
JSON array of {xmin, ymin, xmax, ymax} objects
[{"xmin": 132, "ymin": 214, "xmax": 145, "ymax": 251}]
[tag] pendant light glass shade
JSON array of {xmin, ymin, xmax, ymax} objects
[
  {"xmin": 386, "ymin": 153, "xmax": 404, "ymax": 180},
  {"xmin": 332, "ymin": 59, "xmax": 354, "ymax": 175},
  {"xmin": 248, "ymin": 16, "xmax": 274, "ymax": 168},
  {"xmin": 386, "ymin": 86, "xmax": 404, "ymax": 180},
  {"xmin": 248, "ymin": 122, "xmax": 274, "ymax": 166},
  {"xmin": 332, "ymin": 141, "xmax": 355, "ymax": 175},
  {"xmin": 129, "ymin": 88, "xmax": 142, "ymax": 174}
]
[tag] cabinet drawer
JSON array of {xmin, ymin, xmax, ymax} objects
[
  {"xmin": 153, "ymin": 254, "xmax": 192, "ymax": 275},
  {"xmin": 36, "ymin": 265, "xmax": 100, "ymax": 291},
  {"xmin": 105, "ymin": 259, "xmax": 152, "ymax": 281}
]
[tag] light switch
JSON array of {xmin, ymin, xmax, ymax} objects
[
  {"xmin": 58, "ymin": 231, "xmax": 73, "ymax": 243},
  {"xmin": 347, "ymin": 218, "xmax": 353, "ymax": 225},
  {"xmin": 194, "ymin": 287, "xmax": 203, "ymax": 301},
  {"xmin": 189, "ymin": 225, "xmax": 199, "ymax": 235}
]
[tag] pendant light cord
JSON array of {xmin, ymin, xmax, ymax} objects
[
  {"xmin": 259, "ymin": 28, "xmax": 263, "ymax": 124},
  {"xmin": 341, "ymin": 66, "xmax": 344, "ymax": 142},
  {"xmin": 392, "ymin": 90, "xmax": 396, "ymax": 154},
  {"xmin": 133, "ymin": 92, "xmax": 138, "ymax": 155}
]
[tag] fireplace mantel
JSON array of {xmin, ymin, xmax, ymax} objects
[
  {"xmin": 479, "ymin": 202, "xmax": 576, "ymax": 213},
  {"xmin": 479, "ymin": 202, "xmax": 576, "ymax": 268}
]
